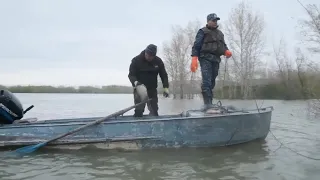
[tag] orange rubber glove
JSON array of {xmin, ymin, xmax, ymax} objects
[
  {"xmin": 190, "ymin": 56, "xmax": 198, "ymax": 72},
  {"xmin": 225, "ymin": 50, "xmax": 232, "ymax": 58}
]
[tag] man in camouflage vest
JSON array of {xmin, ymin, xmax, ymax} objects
[{"xmin": 190, "ymin": 13, "xmax": 232, "ymax": 110}]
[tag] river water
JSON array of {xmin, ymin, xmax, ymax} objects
[{"xmin": 0, "ymin": 93, "xmax": 319, "ymax": 180}]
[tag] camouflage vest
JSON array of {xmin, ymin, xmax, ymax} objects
[{"xmin": 200, "ymin": 26, "xmax": 226, "ymax": 56}]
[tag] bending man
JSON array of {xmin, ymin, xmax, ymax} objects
[
  {"xmin": 190, "ymin": 13, "xmax": 232, "ymax": 110},
  {"xmin": 128, "ymin": 44, "xmax": 170, "ymax": 117}
]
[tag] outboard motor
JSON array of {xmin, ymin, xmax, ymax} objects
[{"xmin": 0, "ymin": 89, "xmax": 34, "ymax": 124}]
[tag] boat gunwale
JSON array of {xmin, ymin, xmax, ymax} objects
[
  {"xmin": 0, "ymin": 106, "xmax": 273, "ymax": 129},
  {"xmin": 0, "ymin": 136, "xmax": 161, "ymax": 147}
]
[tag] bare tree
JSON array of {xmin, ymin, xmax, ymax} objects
[
  {"xmin": 296, "ymin": 0, "xmax": 320, "ymax": 114},
  {"xmin": 294, "ymin": 47, "xmax": 311, "ymax": 98},
  {"xmin": 271, "ymin": 36, "xmax": 320, "ymax": 101},
  {"xmin": 271, "ymin": 39, "xmax": 306, "ymax": 99},
  {"xmin": 224, "ymin": 0, "xmax": 266, "ymax": 99},
  {"xmin": 296, "ymin": 49, "xmax": 320, "ymax": 113},
  {"xmin": 272, "ymin": 38, "xmax": 292, "ymax": 91},
  {"xmin": 162, "ymin": 20, "xmax": 201, "ymax": 99},
  {"xmin": 297, "ymin": 0, "xmax": 320, "ymax": 53}
]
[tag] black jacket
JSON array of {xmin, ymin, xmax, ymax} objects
[{"xmin": 128, "ymin": 50, "xmax": 169, "ymax": 90}]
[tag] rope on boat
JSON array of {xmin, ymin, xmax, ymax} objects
[
  {"xmin": 252, "ymin": 95, "xmax": 320, "ymax": 161},
  {"xmin": 185, "ymin": 100, "xmax": 240, "ymax": 115},
  {"xmin": 221, "ymin": 92, "xmax": 320, "ymax": 160},
  {"xmin": 267, "ymin": 128, "xmax": 320, "ymax": 160}
]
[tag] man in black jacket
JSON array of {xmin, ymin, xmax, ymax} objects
[{"xmin": 128, "ymin": 44, "xmax": 170, "ymax": 117}]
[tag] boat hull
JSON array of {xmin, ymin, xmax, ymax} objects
[{"xmin": 0, "ymin": 107, "xmax": 273, "ymax": 151}]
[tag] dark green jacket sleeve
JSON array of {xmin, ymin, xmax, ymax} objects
[
  {"xmin": 158, "ymin": 59, "xmax": 169, "ymax": 88},
  {"xmin": 128, "ymin": 58, "xmax": 138, "ymax": 87}
]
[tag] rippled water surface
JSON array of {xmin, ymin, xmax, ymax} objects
[{"xmin": 0, "ymin": 94, "xmax": 319, "ymax": 180}]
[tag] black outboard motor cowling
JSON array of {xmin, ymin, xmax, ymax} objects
[{"xmin": 0, "ymin": 89, "xmax": 24, "ymax": 124}]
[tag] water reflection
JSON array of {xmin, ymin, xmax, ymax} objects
[{"xmin": 0, "ymin": 141, "xmax": 270, "ymax": 180}]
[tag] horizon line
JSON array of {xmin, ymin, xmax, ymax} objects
[{"xmin": 1, "ymin": 84, "xmax": 133, "ymax": 88}]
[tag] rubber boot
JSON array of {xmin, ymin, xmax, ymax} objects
[
  {"xmin": 206, "ymin": 96, "xmax": 215, "ymax": 110},
  {"xmin": 149, "ymin": 111, "xmax": 159, "ymax": 116},
  {"xmin": 201, "ymin": 92, "xmax": 211, "ymax": 111},
  {"xmin": 134, "ymin": 111, "xmax": 143, "ymax": 117}
]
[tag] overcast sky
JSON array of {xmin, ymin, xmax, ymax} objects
[{"xmin": 0, "ymin": 0, "xmax": 318, "ymax": 86}]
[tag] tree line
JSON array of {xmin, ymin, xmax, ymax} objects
[
  {"xmin": 0, "ymin": 85, "xmax": 134, "ymax": 94},
  {"xmin": 1, "ymin": 78, "xmax": 320, "ymax": 100}
]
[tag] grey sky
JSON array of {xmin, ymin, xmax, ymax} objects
[{"xmin": 0, "ymin": 0, "xmax": 317, "ymax": 86}]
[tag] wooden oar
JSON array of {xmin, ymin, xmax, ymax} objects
[{"xmin": 10, "ymin": 99, "xmax": 151, "ymax": 156}]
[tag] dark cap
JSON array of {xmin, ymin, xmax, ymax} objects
[
  {"xmin": 145, "ymin": 44, "xmax": 157, "ymax": 56},
  {"xmin": 207, "ymin": 13, "xmax": 220, "ymax": 21}
]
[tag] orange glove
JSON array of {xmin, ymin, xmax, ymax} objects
[
  {"xmin": 190, "ymin": 56, "xmax": 198, "ymax": 72},
  {"xmin": 225, "ymin": 50, "xmax": 232, "ymax": 58}
]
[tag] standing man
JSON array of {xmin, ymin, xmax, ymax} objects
[
  {"xmin": 190, "ymin": 13, "xmax": 232, "ymax": 110},
  {"xmin": 128, "ymin": 44, "xmax": 170, "ymax": 117}
]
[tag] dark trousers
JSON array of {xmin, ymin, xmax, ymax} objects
[
  {"xmin": 133, "ymin": 88, "xmax": 158, "ymax": 117},
  {"xmin": 199, "ymin": 54, "xmax": 220, "ymax": 103}
]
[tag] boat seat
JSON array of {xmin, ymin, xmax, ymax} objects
[
  {"xmin": 12, "ymin": 118, "xmax": 38, "ymax": 124},
  {"xmin": 181, "ymin": 107, "xmax": 230, "ymax": 117}
]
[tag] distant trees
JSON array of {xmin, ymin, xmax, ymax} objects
[
  {"xmin": 162, "ymin": 20, "xmax": 202, "ymax": 99},
  {"xmin": 223, "ymin": 1, "xmax": 266, "ymax": 99},
  {"xmin": 296, "ymin": 0, "xmax": 320, "ymax": 113},
  {"xmin": 0, "ymin": 85, "xmax": 134, "ymax": 94},
  {"xmin": 269, "ymin": 38, "xmax": 319, "ymax": 100},
  {"xmin": 2, "ymin": 82, "xmax": 320, "ymax": 100}
]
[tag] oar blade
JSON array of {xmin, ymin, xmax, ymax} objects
[{"xmin": 13, "ymin": 142, "xmax": 47, "ymax": 155}]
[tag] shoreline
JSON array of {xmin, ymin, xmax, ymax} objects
[{"xmin": 11, "ymin": 92, "xmax": 318, "ymax": 101}]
